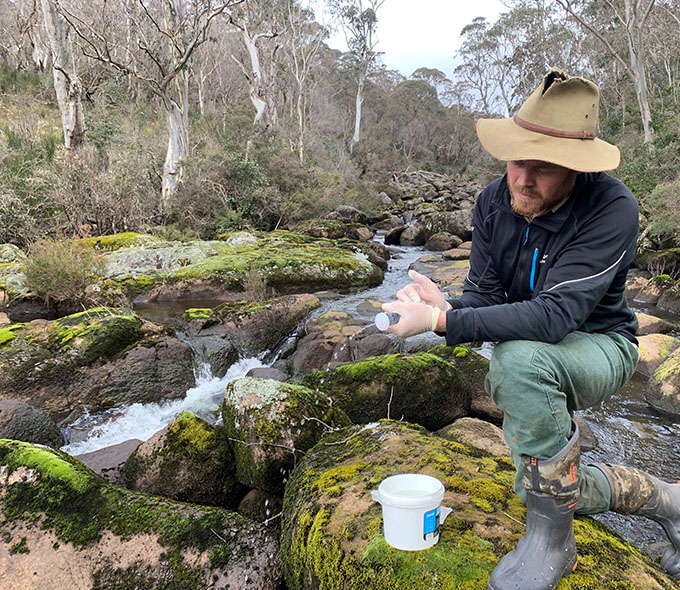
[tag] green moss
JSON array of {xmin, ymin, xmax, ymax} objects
[
  {"xmin": 168, "ymin": 413, "xmax": 218, "ymax": 455},
  {"xmin": 0, "ymin": 439, "xmax": 257, "ymax": 574},
  {"xmin": 0, "ymin": 323, "xmax": 22, "ymax": 346},
  {"xmin": 79, "ymin": 232, "xmax": 161, "ymax": 252},
  {"xmin": 182, "ymin": 308, "xmax": 215, "ymax": 321},
  {"xmin": 46, "ymin": 307, "xmax": 143, "ymax": 363},
  {"xmin": 9, "ymin": 536, "xmax": 29, "ymax": 554}
]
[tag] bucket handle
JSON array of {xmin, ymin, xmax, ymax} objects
[{"xmin": 440, "ymin": 506, "xmax": 453, "ymax": 522}]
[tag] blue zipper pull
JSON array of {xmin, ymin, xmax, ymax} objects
[
  {"xmin": 530, "ymin": 248, "xmax": 539, "ymax": 291},
  {"xmin": 523, "ymin": 226, "xmax": 530, "ymax": 246}
]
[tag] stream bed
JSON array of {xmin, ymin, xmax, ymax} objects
[{"xmin": 60, "ymin": 239, "xmax": 680, "ymax": 557}]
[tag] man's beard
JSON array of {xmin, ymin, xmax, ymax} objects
[{"xmin": 508, "ymin": 179, "xmax": 576, "ymax": 219}]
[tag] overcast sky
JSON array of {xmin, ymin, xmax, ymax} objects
[{"xmin": 327, "ymin": 0, "xmax": 507, "ymax": 78}]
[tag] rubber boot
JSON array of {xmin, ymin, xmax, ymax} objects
[
  {"xmin": 594, "ymin": 463, "xmax": 680, "ymax": 579},
  {"xmin": 488, "ymin": 421, "xmax": 580, "ymax": 590}
]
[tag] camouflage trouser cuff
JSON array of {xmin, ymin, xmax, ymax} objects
[
  {"xmin": 590, "ymin": 463, "xmax": 655, "ymax": 514},
  {"xmin": 521, "ymin": 420, "xmax": 580, "ymax": 506}
]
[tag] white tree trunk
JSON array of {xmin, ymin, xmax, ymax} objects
[
  {"xmin": 161, "ymin": 72, "xmax": 190, "ymax": 213},
  {"xmin": 40, "ymin": 0, "xmax": 85, "ymax": 149},
  {"xmin": 350, "ymin": 72, "xmax": 365, "ymax": 154}
]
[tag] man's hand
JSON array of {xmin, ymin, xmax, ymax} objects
[
  {"xmin": 381, "ymin": 300, "xmax": 441, "ymax": 339},
  {"xmin": 397, "ymin": 270, "xmax": 450, "ymax": 312}
]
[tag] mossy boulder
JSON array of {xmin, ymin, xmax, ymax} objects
[
  {"xmin": 222, "ymin": 378, "xmax": 352, "ymax": 494},
  {"xmin": 280, "ymin": 420, "xmax": 676, "ymax": 590},
  {"xmin": 0, "ymin": 439, "xmax": 281, "ymax": 589},
  {"xmin": 635, "ymin": 248, "xmax": 680, "ymax": 277},
  {"xmin": 637, "ymin": 334, "xmax": 680, "ymax": 377},
  {"xmin": 0, "ymin": 308, "xmax": 195, "ymax": 419},
  {"xmin": 294, "ymin": 218, "xmax": 373, "ymax": 241},
  {"xmin": 645, "ymin": 347, "xmax": 680, "ymax": 417},
  {"xmin": 101, "ymin": 231, "xmax": 383, "ymax": 300},
  {"xmin": 123, "ymin": 412, "xmax": 244, "ymax": 508},
  {"xmin": 299, "ymin": 351, "xmax": 471, "ymax": 431},
  {"xmin": 78, "ymin": 232, "xmax": 163, "ymax": 252},
  {"xmin": 182, "ymin": 294, "xmax": 321, "ymax": 373}
]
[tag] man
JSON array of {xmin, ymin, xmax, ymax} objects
[{"xmin": 382, "ymin": 69, "xmax": 680, "ymax": 590}]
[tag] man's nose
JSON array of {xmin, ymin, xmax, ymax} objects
[{"xmin": 516, "ymin": 168, "xmax": 536, "ymax": 187}]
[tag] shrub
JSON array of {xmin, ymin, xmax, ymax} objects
[{"xmin": 22, "ymin": 238, "xmax": 107, "ymax": 308}]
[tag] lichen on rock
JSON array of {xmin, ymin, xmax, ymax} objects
[{"xmin": 222, "ymin": 377, "xmax": 352, "ymax": 494}]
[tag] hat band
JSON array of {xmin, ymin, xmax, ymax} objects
[{"xmin": 513, "ymin": 115, "xmax": 596, "ymax": 140}]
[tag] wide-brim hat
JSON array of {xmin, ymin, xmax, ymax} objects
[{"xmin": 476, "ymin": 69, "xmax": 620, "ymax": 172}]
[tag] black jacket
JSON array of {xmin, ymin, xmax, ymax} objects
[{"xmin": 444, "ymin": 172, "xmax": 639, "ymax": 346}]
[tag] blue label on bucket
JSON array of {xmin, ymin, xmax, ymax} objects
[{"xmin": 423, "ymin": 507, "xmax": 440, "ymax": 536}]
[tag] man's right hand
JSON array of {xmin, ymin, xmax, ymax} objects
[{"xmin": 397, "ymin": 270, "xmax": 450, "ymax": 312}]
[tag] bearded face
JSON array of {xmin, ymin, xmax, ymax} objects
[{"xmin": 507, "ymin": 160, "xmax": 578, "ymax": 219}]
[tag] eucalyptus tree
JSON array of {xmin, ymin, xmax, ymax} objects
[
  {"xmin": 59, "ymin": 0, "xmax": 245, "ymax": 212},
  {"xmin": 40, "ymin": 0, "xmax": 86, "ymax": 149},
  {"xmin": 555, "ymin": 0, "xmax": 657, "ymax": 143},
  {"xmin": 279, "ymin": 0, "xmax": 327, "ymax": 163},
  {"xmin": 0, "ymin": 0, "xmax": 48, "ymax": 71},
  {"xmin": 327, "ymin": 0, "xmax": 385, "ymax": 154}
]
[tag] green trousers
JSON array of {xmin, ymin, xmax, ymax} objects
[{"xmin": 485, "ymin": 331, "xmax": 639, "ymax": 515}]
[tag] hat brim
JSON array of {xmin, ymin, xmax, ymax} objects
[{"xmin": 476, "ymin": 118, "xmax": 620, "ymax": 172}]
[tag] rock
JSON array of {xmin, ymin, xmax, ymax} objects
[
  {"xmin": 0, "ymin": 312, "xmax": 9, "ymax": 326},
  {"xmin": 299, "ymin": 350, "xmax": 471, "ymax": 431},
  {"xmin": 371, "ymin": 213, "xmax": 404, "ymax": 231},
  {"xmin": 222, "ymin": 378, "xmax": 352, "ymax": 494},
  {"xmin": 0, "ymin": 308, "xmax": 195, "ymax": 419},
  {"xmin": 123, "ymin": 412, "xmax": 243, "ymax": 507},
  {"xmin": 0, "ymin": 439, "xmax": 282, "ymax": 590},
  {"xmin": 76, "ymin": 439, "xmax": 143, "ymax": 485},
  {"xmin": 409, "ymin": 255, "xmax": 469, "ymax": 295},
  {"xmin": 644, "ymin": 347, "xmax": 680, "ymax": 417},
  {"xmin": 238, "ymin": 488, "xmax": 283, "ymax": 527},
  {"xmin": 0, "ymin": 400, "xmax": 64, "ymax": 448},
  {"xmin": 625, "ymin": 269, "xmax": 652, "ymax": 299},
  {"xmin": 574, "ymin": 416, "xmax": 599, "ymax": 453},
  {"xmin": 294, "ymin": 219, "xmax": 373, "ymax": 241},
  {"xmin": 442, "ymin": 247, "xmax": 471, "ymax": 260},
  {"xmin": 280, "ymin": 420, "xmax": 673, "ymax": 590},
  {"xmin": 637, "ymin": 334, "xmax": 680, "ymax": 377},
  {"xmin": 436, "ymin": 417, "xmax": 510, "ymax": 458},
  {"xmin": 422, "ymin": 209, "xmax": 474, "ymax": 241},
  {"xmin": 636, "ymin": 312, "xmax": 677, "ymax": 335},
  {"xmin": 327, "ymin": 205, "xmax": 369, "ymax": 225},
  {"xmin": 399, "ymin": 224, "xmax": 427, "ymax": 246},
  {"xmin": 287, "ymin": 311, "xmax": 401, "ymax": 376},
  {"xmin": 384, "ymin": 225, "xmax": 407, "ymax": 246},
  {"xmin": 424, "ymin": 232, "xmax": 462, "ymax": 251},
  {"xmin": 633, "ymin": 277, "xmax": 665, "ymax": 304},
  {"xmin": 428, "ymin": 344, "xmax": 501, "ymax": 423},
  {"xmin": 657, "ymin": 280, "xmax": 680, "ymax": 315},
  {"xmin": 181, "ymin": 294, "xmax": 321, "ymax": 374},
  {"xmin": 247, "ymin": 366, "xmax": 289, "ymax": 381},
  {"xmin": 377, "ymin": 191, "xmax": 393, "ymax": 206}
]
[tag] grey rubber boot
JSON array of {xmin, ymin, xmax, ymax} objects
[
  {"xmin": 594, "ymin": 463, "xmax": 680, "ymax": 579},
  {"xmin": 488, "ymin": 421, "xmax": 580, "ymax": 590}
]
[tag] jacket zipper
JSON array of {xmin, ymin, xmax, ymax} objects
[{"xmin": 523, "ymin": 225, "xmax": 539, "ymax": 292}]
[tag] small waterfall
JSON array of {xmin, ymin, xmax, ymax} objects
[{"xmin": 61, "ymin": 356, "xmax": 266, "ymax": 456}]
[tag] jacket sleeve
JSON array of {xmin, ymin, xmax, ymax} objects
[{"xmin": 444, "ymin": 191, "xmax": 639, "ymax": 346}]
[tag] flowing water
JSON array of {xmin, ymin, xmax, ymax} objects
[{"xmin": 60, "ymin": 236, "xmax": 680, "ymax": 556}]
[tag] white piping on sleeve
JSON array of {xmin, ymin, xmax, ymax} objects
[{"xmin": 546, "ymin": 250, "xmax": 627, "ymax": 292}]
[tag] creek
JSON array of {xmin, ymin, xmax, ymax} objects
[{"xmin": 60, "ymin": 238, "xmax": 680, "ymax": 558}]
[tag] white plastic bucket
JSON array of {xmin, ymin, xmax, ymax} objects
[{"xmin": 371, "ymin": 473, "xmax": 452, "ymax": 551}]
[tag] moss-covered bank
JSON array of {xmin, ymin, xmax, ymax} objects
[
  {"xmin": 0, "ymin": 439, "xmax": 281, "ymax": 589},
  {"xmin": 281, "ymin": 421, "xmax": 676, "ymax": 590}
]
